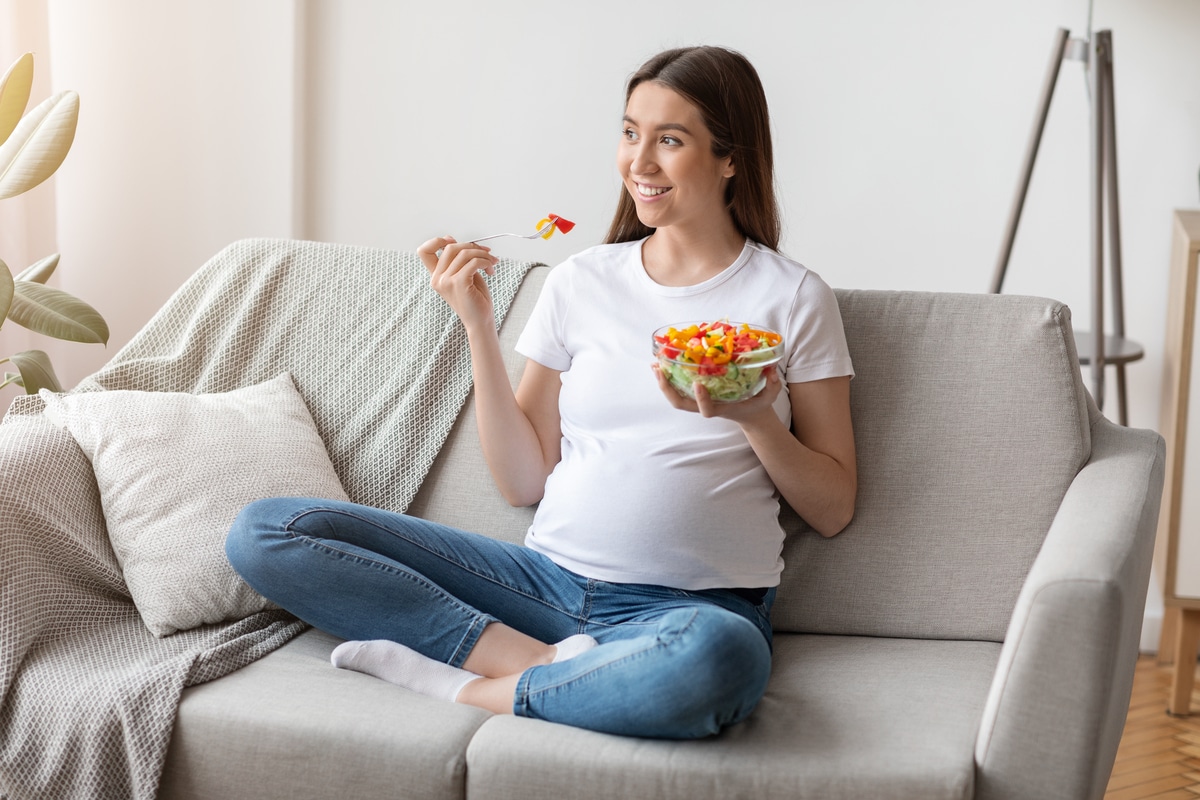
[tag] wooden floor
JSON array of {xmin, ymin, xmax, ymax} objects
[{"xmin": 1106, "ymin": 656, "xmax": 1200, "ymax": 799}]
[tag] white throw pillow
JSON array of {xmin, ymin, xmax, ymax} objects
[{"xmin": 40, "ymin": 373, "xmax": 349, "ymax": 636}]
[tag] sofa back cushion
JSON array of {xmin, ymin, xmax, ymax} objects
[
  {"xmin": 7, "ymin": 239, "xmax": 539, "ymax": 520},
  {"xmin": 772, "ymin": 289, "xmax": 1091, "ymax": 641},
  {"xmin": 406, "ymin": 270, "xmax": 544, "ymax": 541}
]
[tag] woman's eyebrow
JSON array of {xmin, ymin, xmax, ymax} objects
[{"xmin": 622, "ymin": 115, "xmax": 693, "ymax": 135}]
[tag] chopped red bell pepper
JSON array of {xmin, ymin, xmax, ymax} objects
[{"xmin": 656, "ymin": 321, "xmax": 781, "ymax": 369}]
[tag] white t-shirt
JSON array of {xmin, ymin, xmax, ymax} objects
[{"xmin": 514, "ymin": 237, "xmax": 853, "ymax": 590}]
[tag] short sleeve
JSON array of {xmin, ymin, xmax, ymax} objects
[
  {"xmin": 514, "ymin": 262, "xmax": 573, "ymax": 372},
  {"xmin": 783, "ymin": 272, "xmax": 855, "ymax": 384}
]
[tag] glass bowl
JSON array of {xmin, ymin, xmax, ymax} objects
[{"xmin": 652, "ymin": 321, "xmax": 784, "ymax": 403}]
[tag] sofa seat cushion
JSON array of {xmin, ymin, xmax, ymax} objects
[
  {"xmin": 464, "ymin": 634, "xmax": 1000, "ymax": 800},
  {"xmin": 157, "ymin": 628, "xmax": 492, "ymax": 800}
]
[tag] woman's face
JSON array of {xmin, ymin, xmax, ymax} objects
[{"xmin": 617, "ymin": 81, "xmax": 735, "ymax": 234}]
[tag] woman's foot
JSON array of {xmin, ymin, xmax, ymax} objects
[
  {"xmin": 330, "ymin": 640, "xmax": 480, "ymax": 702},
  {"xmin": 552, "ymin": 633, "xmax": 598, "ymax": 662},
  {"xmin": 331, "ymin": 632, "xmax": 598, "ymax": 712}
]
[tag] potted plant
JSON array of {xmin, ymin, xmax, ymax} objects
[{"xmin": 0, "ymin": 51, "xmax": 107, "ymax": 394}]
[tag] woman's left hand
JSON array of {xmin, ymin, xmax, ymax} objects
[
  {"xmin": 656, "ymin": 364, "xmax": 857, "ymax": 536},
  {"xmin": 653, "ymin": 363, "xmax": 783, "ymax": 423}
]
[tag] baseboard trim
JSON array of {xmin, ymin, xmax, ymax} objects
[{"xmin": 1142, "ymin": 608, "xmax": 1163, "ymax": 654}]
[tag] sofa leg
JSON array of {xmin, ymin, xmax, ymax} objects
[
  {"xmin": 1168, "ymin": 608, "xmax": 1200, "ymax": 716},
  {"xmin": 1159, "ymin": 607, "xmax": 1180, "ymax": 666}
]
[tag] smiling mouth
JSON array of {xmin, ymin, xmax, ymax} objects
[{"xmin": 635, "ymin": 183, "xmax": 671, "ymax": 198}]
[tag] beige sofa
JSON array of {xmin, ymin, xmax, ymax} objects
[{"xmin": 0, "ymin": 239, "xmax": 1165, "ymax": 800}]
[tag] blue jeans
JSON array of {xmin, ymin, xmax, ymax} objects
[{"xmin": 225, "ymin": 497, "xmax": 775, "ymax": 739}]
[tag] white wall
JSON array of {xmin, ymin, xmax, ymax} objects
[
  {"xmin": 33, "ymin": 0, "xmax": 301, "ymax": 386},
  {"xmin": 298, "ymin": 0, "xmax": 1198, "ymax": 435},
  {"xmin": 0, "ymin": 0, "xmax": 54, "ymax": 364},
  {"xmin": 4, "ymin": 0, "xmax": 1198, "ymax": 648}
]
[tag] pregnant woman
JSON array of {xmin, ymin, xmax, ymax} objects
[{"xmin": 226, "ymin": 44, "xmax": 856, "ymax": 739}]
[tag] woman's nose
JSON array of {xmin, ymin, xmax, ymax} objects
[{"xmin": 629, "ymin": 141, "xmax": 656, "ymax": 175}]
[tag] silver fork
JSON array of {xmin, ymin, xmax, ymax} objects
[
  {"xmin": 436, "ymin": 219, "xmax": 556, "ymax": 256},
  {"xmin": 466, "ymin": 220, "xmax": 556, "ymax": 244}
]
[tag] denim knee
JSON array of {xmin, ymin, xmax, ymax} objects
[
  {"xmin": 673, "ymin": 611, "xmax": 773, "ymax": 735},
  {"xmin": 611, "ymin": 607, "xmax": 772, "ymax": 739},
  {"xmin": 224, "ymin": 496, "xmax": 296, "ymax": 586}
]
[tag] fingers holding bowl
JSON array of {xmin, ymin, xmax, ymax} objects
[
  {"xmin": 653, "ymin": 364, "xmax": 699, "ymax": 412},
  {"xmin": 693, "ymin": 365, "xmax": 782, "ymax": 420}
]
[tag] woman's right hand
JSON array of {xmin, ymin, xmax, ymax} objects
[{"xmin": 417, "ymin": 236, "xmax": 501, "ymax": 331}]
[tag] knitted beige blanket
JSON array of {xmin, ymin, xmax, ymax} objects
[{"xmin": 0, "ymin": 238, "xmax": 536, "ymax": 799}]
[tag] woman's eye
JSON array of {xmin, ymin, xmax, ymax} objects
[
  {"xmin": 661, "ymin": 135, "xmax": 682, "ymax": 146},
  {"xmin": 622, "ymin": 127, "xmax": 638, "ymax": 141}
]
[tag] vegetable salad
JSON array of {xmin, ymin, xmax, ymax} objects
[{"xmin": 653, "ymin": 321, "xmax": 783, "ymax": 403}]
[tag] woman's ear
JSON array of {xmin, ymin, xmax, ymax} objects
[{"xmin": 723, "ymin": 157, "xmax": 736, "ymax": 179}]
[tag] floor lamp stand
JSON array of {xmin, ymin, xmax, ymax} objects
[{"xmin": 990, "ymin": 28, "xmax": 1143, "ymax": 426}]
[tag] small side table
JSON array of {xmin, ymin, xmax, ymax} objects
[
  {"xmin": 1073, "ymin": 332, "xmax": 1143, "ymax": 427},
  {"xmin": 1154, "ymin": 210, "xmax": 1200, "ymax": 715},
  {"xmin": 1161, "ymin": 609, "xmax": 1200, "ymax": 716}
]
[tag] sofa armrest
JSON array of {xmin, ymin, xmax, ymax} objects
[{"xmin": 973, "ymin": 412, "xmax": 1165, "ymax": 800}]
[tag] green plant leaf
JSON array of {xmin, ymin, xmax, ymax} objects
[
  {"xmin": 0, "ymin": 53, "xmax": 33, "ymax": 147},
  {"xmin": 14, "ymin": 253, "xmax": 59, "ymax": 284},
  {"xmin": 0, "ymin": 90, "xmax": 78, "ymax": 200},
  {"xmin": 0, "ymin": 258, "xmax": 13, "ymax": 323},
  {"xmin": 4, "ymin": 349, "xmax": 62, "ymax": 393},
  {"xmin": 8, "ymin": 281, "xmax": 108, "ymax": 344}
]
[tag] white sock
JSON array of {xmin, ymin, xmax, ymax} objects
[
  {"xmin": 552, "ymin": 633, "xmax": 598, "ymax": 663},
  {"xmin": 330, "ymin": 640, "xmax": 480, "ymax": 702}
]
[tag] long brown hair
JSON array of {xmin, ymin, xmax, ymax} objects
[{"xmin": 605, "ymin": 46, "xmax": 781, "ymax": 250}]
